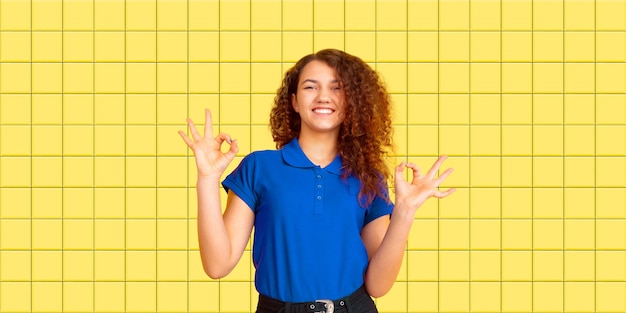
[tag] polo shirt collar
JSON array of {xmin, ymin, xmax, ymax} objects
[{"xmin": 282, "ymin": 138, "xmax": 343, "ymax": 175}]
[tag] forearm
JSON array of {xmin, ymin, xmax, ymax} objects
[
  {"xmin": 196, "ymin": 175, "xmax": 234, "ymax": 278},
  {"xmin": 365, "ymin": 158, "xmax": 455, "ymax": 297},
  {"xmin": 364, "ymin": 207, "xmax": 414, "ymax": 298}
]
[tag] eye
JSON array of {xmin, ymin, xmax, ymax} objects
[{"xmin": 303, "ymin": 86, "xmax": 315, "ymax": 90}]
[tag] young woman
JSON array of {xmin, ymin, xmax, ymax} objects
[{"xmin": 179, "ymin": 49, "xmax": 455, "ymax": 313}]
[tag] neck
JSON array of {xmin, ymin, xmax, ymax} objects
[{"xmin": 297, "ymin": 132, "xmax": 339, "ymax": 167}]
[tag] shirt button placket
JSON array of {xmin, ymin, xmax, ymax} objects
[{"xmin": 314, "ymin": 169, "xmax": 324, "ymax": 214}]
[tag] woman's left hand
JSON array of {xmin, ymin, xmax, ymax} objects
[{"xmin": 394, "ymin": 156, "xmax": 456, "ymax": 214}]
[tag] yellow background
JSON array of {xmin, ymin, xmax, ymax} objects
[{"xmin": 1, "ymin": 0, "xmax": 625, "ymax": 312}]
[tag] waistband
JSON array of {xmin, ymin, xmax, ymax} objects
[{"xmin": 256, "ymin": 285, "xmax": 376, "ymax": 313}]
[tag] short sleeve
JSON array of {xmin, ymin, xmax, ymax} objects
[
  {"xmin": 222, "ymin": 154, "xmax": 258, "ymax": 212},
  {"xmin": 364, "ymin": 189, "xmax": 394, "ymax": 225}
]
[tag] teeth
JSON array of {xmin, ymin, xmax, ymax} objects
[{"xmin": 314, "ymin": 108, "xmax": 333, "ymax": 114}]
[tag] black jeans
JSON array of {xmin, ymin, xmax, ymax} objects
[{"xmin": 256, "ymin": 285, "xmax": 378, "ymax": 313}]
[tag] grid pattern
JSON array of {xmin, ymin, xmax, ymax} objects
[{"xmin": 0, "ymin": 0, "xmax": 625, "ymax": 312}]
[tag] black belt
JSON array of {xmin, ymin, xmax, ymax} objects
[{"xmin": 257, "ymin": 285, "xmax": 375, "ymax": 313}]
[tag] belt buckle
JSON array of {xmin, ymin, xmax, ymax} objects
[{"xmin": 315, "ymin": 299, "xmax": 334, "ymax": 313}]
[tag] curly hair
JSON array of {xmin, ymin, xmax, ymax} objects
[{"xmin": 270, "ymin": 49, "xmax": 394, "ymax": 207}]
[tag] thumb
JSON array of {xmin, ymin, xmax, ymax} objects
[
  {"xmin": 395, "ymin": 161, "xmax": 406, "ymax": 182},
  {"xmin": 224, "ymin": 139, "xmax": 239, "ymax": 161}
]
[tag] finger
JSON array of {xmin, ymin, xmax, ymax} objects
[
  {"xmin": 404, "ymin": 162, "xmax": 422, "ymax": 183},
  {"xmin": 215, "ymin": 133, "xmax": 233, "ymax": 145},
  {"xmin": 224, "ymin": 139, "xmax": 239, "ymax": 161},
  {"xmin": 178, "ymin": 130, "xmax": 194, "ymax": 148},
  {"xmin": 425, "ymin": 155, "xmax": 448, "ymax": 179},
  {"xmin": 204, "ymin": 109, "xmax": 214, "ymax": 138},
  {"xmin": 215, "ymin": 133, "xmax": 238, "ymax": 161},
  {"xmin": 187, "ymin": 118, "xmax": 202, "ymax": 142},
  {"xmin": 434, "ymin": 168, "xmax": 454, "ymax": 186},
  {"xmin": 433, "ymin": 187, "xmax": 456, "ymax": 198},
  {"xmin": 394, "ymin": 161, "xmax": 408, "ymax": 184}
]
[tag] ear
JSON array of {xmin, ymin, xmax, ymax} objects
[{"xmin": 291, "ymin": 93, "xmax": 299, "ymax": 113}]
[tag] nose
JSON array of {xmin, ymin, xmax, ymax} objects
[{"xmin": 317, "ymin": 87, "xmax": 331, "ymax": 102}]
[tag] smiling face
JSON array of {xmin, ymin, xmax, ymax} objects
[{"xmin": 291, "ymin": 60, "xmax": 347, "ymax": 138}]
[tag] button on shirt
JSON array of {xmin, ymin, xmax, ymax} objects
[{"xmin": 223, "ymin": 138, "xmax": 394, "ymax": 302}]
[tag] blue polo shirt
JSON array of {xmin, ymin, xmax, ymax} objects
[{"xmin": 223, "ymin": 138, "xmax": 394, "ymax": 302}]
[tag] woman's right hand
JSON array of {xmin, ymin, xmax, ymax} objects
[{"xmin": 178, "ymin": 109, "xmax": 239, "ymax": 178}]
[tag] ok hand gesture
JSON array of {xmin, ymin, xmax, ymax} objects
[
  {"xmin": 178, "ymin": 109, "xmax": 239, "ymax": 178},
  {"xmin": 394, "ymin": 156, "xmax": 455, "ymax": 214}
]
